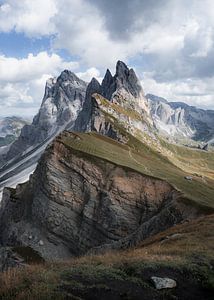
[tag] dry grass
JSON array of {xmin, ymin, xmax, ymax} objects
[{"xmin": 1, "ymin": 215, "xmax": 214, "ymax": 299}]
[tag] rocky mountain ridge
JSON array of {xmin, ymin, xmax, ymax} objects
[
  {"xmin": 0, "ymin": 71, "xmax": 87, "ymax": 199},
  {"xmin": 147, "ymin": 93, "xmax": 214, "ymax": 145},
  {"xmin": 0, "ymin": 131, "xmax": 206, "ymax": 260},
  {"xmin": 0, "ymin": 61, "xmax": 152, "ymax": 199}
]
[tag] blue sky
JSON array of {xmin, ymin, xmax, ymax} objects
[{"xmin": 0, "ymin": 0, "xmax": 214, "ymax": 117}]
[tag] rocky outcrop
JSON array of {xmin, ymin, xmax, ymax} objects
[
  {"xmin": 0, "ymin": 132, "xmax": 202, "ymax": 260},
  {"xmin": 147, "ymin": 93, "xmax": 214, "ymax": 143},
  {"xmin": 5, "ymin": 71, "xmax": 87, "ymax": 162},
  {"xmin": 74, "ymin": 77, "xmax": 101, "ymax": 132},
  {"xmin": 0, "ymin": 71, "xmax": 87, "ymax": 200},
  {"xmin": 74, "ymin": 61, "xmax": 151, "ymax": 133}
]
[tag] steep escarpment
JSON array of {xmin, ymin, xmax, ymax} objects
[{"xmin": 0, "ymin": 132, "xmax": 204, "ymax": 260}]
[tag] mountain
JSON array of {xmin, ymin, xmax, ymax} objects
[
  {"xmin": 0, "ymin": 61, "xmax": 214, "ymax": 299},
  {"xmin": 147, "ymin": 93, "xmax": 214, "ymax": 145},
  {"xmin": 75, "ymin": 61, "xmax": 152, "ymax": 142},
  {"xmin": 5, "ymin": 71, "xmax": 87, "ymax": 161},
  {"xmin": 0, "ymin": 71, "xmax": 87, "ymax": 199},
  {"xmin": 1, "ymin": 130, "xmax": 213, "ymax": 261},
  {"xmin": 0, "ymin": 62, "xmax": 153, "ymax": 200},
  {"xmin": 0, "ymin": 116, "xmax": 29, "ymax": 148}
]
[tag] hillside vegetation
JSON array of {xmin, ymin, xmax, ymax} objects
[{"xmin": 62, "ymin": 130, "xmax": 214, "ymax": 210}]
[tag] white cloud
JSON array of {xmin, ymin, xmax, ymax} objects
[
  {"xmin": 0, "ymin": 51, "xmax": 80, "ymax": 116},
  {"xmin": 142, "ymin": 73, "xmax": 214, "ymax": 110},
  {"xmin": 0, "ymin": 0, "xmax": 214, "ymax": 112},
  {"xmin": 0, "ymin": 0, "xmax": 57, "ymax": 36},
  {"xmin": 77, "ymin": 67, "xmax": 101, "ymax": 82},
  {"xmin": 0, "ymin": 52, "xmax": 79, "ymax": 82}
]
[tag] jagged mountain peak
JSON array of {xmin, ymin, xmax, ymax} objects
[
  {"xmin": 101, "ymin": 60, "xmax": 145, "ymax": 101},
  {"xmin": 115, "ymin": 60, "xmax": 129, "ymax": 76},
  {"xmin": 90, "ymin": 77, "xmax": 101, "ymax": 88},
  {"xmin": 57, "ymin": 69, "xmax": 85, "ymax": 85},
  {"xmin": 114, "ymin": 61, "xmax": 142, "ymax": 98}
]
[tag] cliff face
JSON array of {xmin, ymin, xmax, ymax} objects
[
  {"xmin": 0, "ymin": 132, "xmax": 201, "ymax": 260},
  {"xmin": 74, "ymin": 61, "xmax": 152, "ymax": 137},
  {"xmin": 147, "ymin": 93, "xmax": 214, "ymax": 143},
  {"xmin": 6, "ymin": 71, "xmax": 87, "ymax": 162}
]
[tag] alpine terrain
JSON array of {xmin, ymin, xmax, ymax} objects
[{"xmin": 0, "ymin": 61, "xmax": 213, "ymax": 300}]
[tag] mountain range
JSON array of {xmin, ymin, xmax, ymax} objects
[
  {"xmin": 0, "ymin": 116, "xmax": 29, "ymax": 148},
  {"xmin": 147, "ymin": 93, "xmax": 214, "ymax": 145},
  {"xmin": 0, "ymin": 61, "xmax": 213, "ymax": 299}
]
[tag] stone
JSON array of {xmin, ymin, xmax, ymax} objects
[
  {"xmin": 151, "ymin": 276, "xmax": 177, "ymax": 289},
  {"xmin": 38, "ymin": 240, "xmax": 44, "ymax": 246},
  {"xmin": 184, "ymin": 176, "xmax": 193, "ymax": 181}
]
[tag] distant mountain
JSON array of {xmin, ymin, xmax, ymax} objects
[
  {"xmin": 0, "ymin": 116, "xmax": 29, "ymax": 147},
  {"xmin": 146, "ymin": 93, "xmax": 214, "ymax": 144}
]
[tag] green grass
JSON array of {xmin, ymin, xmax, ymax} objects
[{"xmin": 62, "ymin": 131, "xmax": 214, "ymax": 211}]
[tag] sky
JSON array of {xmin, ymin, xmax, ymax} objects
[{"xmin": 0, "ymin": 0, "xmax": 214, "ymax": 117}]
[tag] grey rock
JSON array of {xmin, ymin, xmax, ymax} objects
[
  {"xmin": 0, "ymin": 71, "xmax": 87, "ymax": 199},
  {"xmin": 147, "ymin": 93, "xmax": 214, "ymax": 143},
  {"xmin": 74, "ymin": 60, "xmax": 151, "ymax": 139},
  {"xmin": 0, "ymin": 116, "xmax": 29, "ymax": 147},
  {"xmin": 6, "ymin": 71, "xmax": 87, "ymax": 161},
  {"xmin": 38, "ymin": 240, "xmax": 44, "ymax": 246},
  {"xmin": 202, "ymin": 143, "xmax": 209, "ymax": 151},
  {"xmin": 74, "ymin": 77, "xmax": 101, "ymax": 132},
  {"xmin": 151, "ymin": 276, "xmax": 177, "ymax": 289}
]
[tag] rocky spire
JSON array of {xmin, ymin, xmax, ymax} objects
[
  {"xmin": 100, "ymin": 61, "xmax": 144, "ymax": 101},
  {"xmin": 74, "ymin": 77, "xmax": 101, "ymax": 132},
  {"xmin": 101, "ymin": 69, "xmax": 115, "ymax": 100},
  {"xmin": 57, "ymin": 70, "xmax": 86, "ymax": 85},
  {"xmin": 115, "ymin": 61, "xmax": 143, "ymax": 98}
]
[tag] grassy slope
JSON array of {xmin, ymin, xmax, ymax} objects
[
  {"xmin": 62, "ymin": 131, "xmax": 214, "ymax": 210},
  {"xmin": 1, "ymin": 214, "xmax": 213, "ymax": 299}
]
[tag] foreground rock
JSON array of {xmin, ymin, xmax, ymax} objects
[
  {"xmin": 0, "ymin": 132, "xmax": 202, "ymax": 260},
  {"xmin": 151, "ymin": 276, "xmax": 177, "ymax": 289}
]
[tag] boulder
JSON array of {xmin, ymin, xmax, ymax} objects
[{"xmin": 151, "ymin": 276, "xmax": 177, "ymax": 289}]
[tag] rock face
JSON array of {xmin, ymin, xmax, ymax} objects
[
  {"xmin": 0, "ymin": 116, "xmax": 29, "ymax": 147},
  {"xmin": 0, "ymin": 71, "xmax": 87, "ymax": 200},
  {"xmin": 0, "ymin": 132, "xmax": 201, "ymax": 260},
  {"xmin": 147, "ymin": 93, "xmax": 214, "ymax": 143},
  {"xmin": 5, "ymin": 71, "xmax": 87, "ymax": 162},
  {"xmin": 74, "ymin": 61, "xmax": 152, "ymax": 141}
]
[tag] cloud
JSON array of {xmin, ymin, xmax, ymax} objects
[
  {"xmin": 77, "ymin": 67, "xmax": 101, "ymax": 82},
  {"xmin": 142, "ymin": 73, "xmax": 214, "ymax": 110},
  {"xmin": 0, "ymin": 0, "xmax": 57, "ymax": 36},
  {"xmin": 0, "ymin": 51, "xmax": 79, "ymax": 82},
  {"xmin": 0, "ymin": 0, "xmax": 214, "ymax": 111},
  {"xmin": 0, "ymin": 51, "xmax": 79, "ymax": 116}
]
